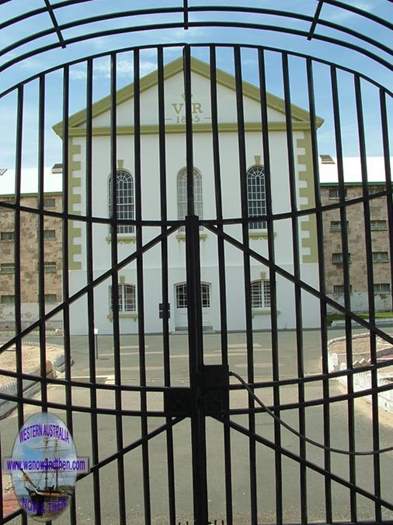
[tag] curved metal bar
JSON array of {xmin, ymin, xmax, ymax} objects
[
  {"xmin": 1, "ymin": 42, "xmax": 392, "ymax": 102},
  {"xmin": 1, "ymin": 6, "xmax": 391, "ymax": 66},
  {"xmin": 1, "ymin": 19, "xmax": 391, "ymax": 76}
]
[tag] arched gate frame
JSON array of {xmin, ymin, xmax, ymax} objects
[{"xmin": 0, "ymin": 3, "xmax": 392, "ymax": 525}]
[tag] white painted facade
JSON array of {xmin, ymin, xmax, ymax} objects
[{"xmin": 57, "ymin": 57, "xmax": 321, "ymax": 334}]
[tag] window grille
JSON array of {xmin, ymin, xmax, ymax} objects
[
  {"xmin": 330, "ymin": 221, "xmax": 349, "ymax": 232},
  {"xmin": 110, "ymin": 283, "xmax": 136, "ymax": 312},
  {"xmin": 328, "ymin": 188, "xmax": 347, "ymax": 199},
  {"xmin": 44, "ymin": 262, "xmax": 57, "ymax": 273},
  {"xmin": 0, "ymin": 295, "xmax": 15, "ymax": 304},
  {"xmin": 332, "ymin": 252, "xmax": 351, "ymax": 264},
  {"xmin": 175, "ymin": 282, "xmax": 210, "ymax": 308},
  {"xmin": 0, "ymin": 263, "xmax": 15, "ymax": 274},
  {"xmin": 251, "ymin": 280, "xmax": 271, "ymax": 308},
  {"xmin": 177, "ymin": 167, "xmax": 203, "ymax": 222},
  {"xmin": 44, "ymin": 229, "xmax": 56, "ymax": 239},
  {"xmin": 372, "ymin": 251, "xmax": 389, "ymax": 263},
  {"xmin": 374, "ymin": 283, "xmax": 391, "ymax": 294},
  {"xmin": 247, "ymin": 166, "xmax": 266, "ymax": 229},
  {"xmin": 43, "ymin": 197, "xmax": 56, "ymax": 208},
  {"xmin": 0, "ymin": 231, "xmax": 15, "ymax": 241},
  {"xmin": 44, "ymin": 294, "xmax": 57, "ymax": 303},
  {"xmin": 370, "ymin": 220, "xmax": 387, "ymax": 231},
  {"xmin": 333, "ymin": 285, "xmax": 353, "ymax": 294},
  {"xmin": 108, "ymin": 170, "xmax": 135, "ymax": 234}
]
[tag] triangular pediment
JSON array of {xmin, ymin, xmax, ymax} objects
[{"xmin": 53, "ymin": 56, "xmax": 322, "ymax": 136}]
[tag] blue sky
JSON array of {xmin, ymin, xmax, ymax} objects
[{"xmin": 0, "ymin": 0, "xmax": 392, "ymax": 171}]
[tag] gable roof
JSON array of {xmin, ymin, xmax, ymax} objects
[{"xmin": 53, "ymin": 56, "xmax": 323, "ymax": 137}]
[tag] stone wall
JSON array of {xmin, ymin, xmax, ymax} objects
[
  {"xmin": 321, "ymin": 183, "xmax": 391, "ymax": 312},
  {"xmin": 0, "ymin": 193, "xmax": 63, "ymax": 328}
]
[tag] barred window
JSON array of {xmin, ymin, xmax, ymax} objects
[
  {"xmin": 251, "ymin": 280, "xmax": 271, "ymax": 308},
  {"xmin": 44, "ymin": 294, "xmax": 57, "ymax": 303},
  {"xmin": 374, "ymin": 283, "xmax": 390, "ymax": 294},
  {"xmin": 108, "ymin": 170, "xmax": 135, "ymax": 234},
  {"xmin": 1, "ymin": 295, "xmax": 15, "ymax": 304},
  {"xmin": 177, "ymin": 167, "xmax": 203, "ymax": 221},
  {"xmin": 370, "ymin": 220, "xmax": 387, "ymax": 231},
  {"xmin": 0, "ymin": 263, "xmax": 15, "ymax": 274},
  {"xmin": 333, "ymin": 285, "xmax": 352, "ymax": 295},
  {"xmin": 332, "ymin": 252, "xmax": 351, "ymax": 264},
  {"xmin": 328, "ymin": 188, "xmax": 347, "ymax": 199},
  {"xmin": 44, "ymin": 262, "xmax": 57, "ymax": 273},
  {"xmin": 247, "ymin": 166, "xmax": 266, "ymax": 229},
  {"xmin": 0, "ymin": 231, "xmax": 14, "ymax": 241},
  {"xmin": 44, "ymin": 229, "xmax": 56, "ymax": 240},
  {"xmin": 109, "ymin": 283, "xmax": 136, "ymax": 313},
  {"xmin": 43, "ymin": 197, "xmax": 56, "ymax": 208},
  {"xmin": 372, "ymin": 251, "xmax": 389, "ymax": 263},
  {"xmin": 330, "ymin": 220, "xmax": 349, "ymax": 232},
  {"xmin": 175, "ymin": 282, "xmax": 210, "ymax": 309}
]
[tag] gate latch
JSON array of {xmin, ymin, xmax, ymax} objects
[{"xmin": 164, "ymin": 364, "xmax": 229, "ymax": 417}]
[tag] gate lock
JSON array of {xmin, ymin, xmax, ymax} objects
[{"xmin": 164, "ymin": 364, "xmax": 229, "ymax": 417}]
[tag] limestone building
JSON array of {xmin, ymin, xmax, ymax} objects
[
  {"xmin": 320, "ymin": 156, "xmax": 392, "ymax": 313},
  {"xmin": 0, "ymin": 168, "xmax": 63, "ymax": 329}
]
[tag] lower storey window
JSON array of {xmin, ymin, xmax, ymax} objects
[
  {"xmin": 374, "ymin": 283, "xmax": 391, "ymax": 294},
  {"xmin": 175, "ymin": 283, "xmax": 211, "ymax": 308},
  {"xmin": 110, "ymin": 283, "xmax": 136, "ymax": 312},
  {"xmin": 251, "ymin": 280, "xmax": 271, "ymax": 308},
  {"xmin": 1, "ymin": 295, "xmax": 15, "ymax": 304}
]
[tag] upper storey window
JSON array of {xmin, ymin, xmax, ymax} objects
[
  {"xmin": 247, "ymin": 166, "xmax": 266, "ymax": 229},
  {"xmin": 177, "ymin": 167, "xmax": 203, "ymax": 221},
  {"xmin": 108, "ymin": 170, "xmax": 135, "ymax": 234}
]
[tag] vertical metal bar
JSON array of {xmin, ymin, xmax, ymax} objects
[
  {"xmin": 183, "ymin": 44, "xmax": 209, "ymax": 524},
  {"xmin": 379, "ymin": 89, "xmax": 393, "ymax": 313},
  {"xmin": 110, "ymin": 52, "xmax": 127, "ymax": 525},
  {"xmin": 37, "ymin": 74, "xmax": 47, "ymax": 411},
  {"xmin": 331, "ymin": 65, "xmax": 357, "ymax": 521},
  {"xmin": 210, "ymin": 45, "xmax": 233, "ymax": 525},
  {"xmin": 157, "ymin": 46, "xmax": 176, "ymax": 525},
  {"xmin": 0, "ymin": 439, "xmax": 3, "ymax": 523},
  {"xmin": 185, "ymin": 215, "xmax": 209, "ymax": 524},
  {"xmin": 354, "ymin": 75, "xmax": 381, "ymax": 522},
  {"xmin": 183, "ymin": 46, "xmax": 194, "ymax": 217},
  {"xmin": 61, "ymin": 64, "xmax": 77, "ymax": 525},
  {"xmin": 258, "ymin": 47, "xmax": 283, "ymax": 525},
  {"xmin": 234, "ymin": 46, "xmax": 257, "ymax": 523},
  {"xmin": 133, "ymin": 48, "xmax": 152, "ymax": 525},
  {"xmin": 306, "ymin": 57, "xmax": 332, "ymax": 524},
  {"xmin": 14, "ymin": 82, "xmax": 28, "ymax": 525},
  {"xmin": 282, "ymin": 52, "xmax": 307, "ymax": 525},
  {"xmin": 86, "ymin": 57, "xmax": 102, "ymax": 525},
  {"xmin": 183, "ymin": 0, "xmax": 189, "ymax": 29}
]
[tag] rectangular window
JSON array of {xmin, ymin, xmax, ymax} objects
[
  {"xmin": 109, "ymin": 284, "xmax": 136, "ymax": 313},
  {"xmin": 1, "ymin": 295, "xmax": 15, "ymax": 304},
  {"xmin": 43, "ymin": 197, "xmax": 56, "ymax": 208},
  {"xmin": 374, "ymin": 283, "xmax": 391, "ymax": 294},
  {"xmin": 251, "ymin": 280, "xmax": 271, "ymax": 308},
  {"xmin": 44, "ymin": 229, "xmax": 56, "ymax": 240},
  {"xmin": 330, "ymin": 220, "xmax": 349, "ymax": 232},
  {"xmin": 333, "ymin": 285, "xmax": 353, "ymax": 295},
  {"xmin": 44, "ymin": 294, "xmax": 57, "ymax": 303},
  {"xmin": 372, "ymin": 251, "xmax": 389, "ymax": 263},
  {"xmin": 370, "ymin": 220, "xmax": 387, "ymax": 231},
  {"xmin": 44, "ymin": 262, "xmax": 57, "ymax": 273},
  {"xmin": 332, "ymin": 253, "xmax": 351, "ymax": 264},
  {"xmin": 328, "ymin": 188, "xmax": 347, "ymax": 199},
  {"xmin": 0, "ymin": 263, "xmax": 15, "ymax": 274},
  {"xmin": 1, "ymin": 231, "xmax": 15, "ymax": 241}
]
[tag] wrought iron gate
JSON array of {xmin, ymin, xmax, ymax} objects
[{"xmin": 0, "ymin": 3, "xmax": 393, "ymax": 524}]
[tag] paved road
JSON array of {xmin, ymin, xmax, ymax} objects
[{"xmin": 1, "ymin": 329, "xmax": 393, "ymax": 524}]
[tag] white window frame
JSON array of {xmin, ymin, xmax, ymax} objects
[
  {"xmin": 175, "ymin": 282, "xmax": 211, "ymax": 309},
  {"xmin": 177, "ymin": 167, "xmax": 203, "ymax": 223},
  {"xmin": 247, "ymin": 165, "xmax": 267, "ymax": 230},
  {"xmin": 108, "ymin": 170, "xmax": 135, "ymax": 234},
  {"xmin": 109, "ymin": 283, "xmax": 136, "ymax": 313},
  {"xmin": 251, "ymin": 280, "xmax": 271, "ymax": 309}
]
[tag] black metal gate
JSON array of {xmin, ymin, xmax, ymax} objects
[{"xmin": 1, "ymin": 3, "xmax": 393, "ymax": 525}]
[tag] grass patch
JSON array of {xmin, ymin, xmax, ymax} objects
[{"xmin": 327, "ymin": 311, "xmax": 393, "ymax": 323}]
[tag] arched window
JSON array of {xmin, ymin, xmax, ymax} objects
[
  {"xmin": 109, "ymin": 283, "xmax": 136, "ymax": 312},
  {"xmin": 251, "ymin": 280, "xmax": 270, "ymax": 308},
  {"xmin": 247, "ymin": 165, "xmax": 266, "ymax": 229},
  {"xmin": 177, "ymin": 167, "xmax": 203, "ymax": 220},
  {"xmin": 108, "ymin": 170, "xmax": 134, "ymax": 234},
  {"xmin": 175, "ymin": 282, "xmax": 210, "ymax": 309}
]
